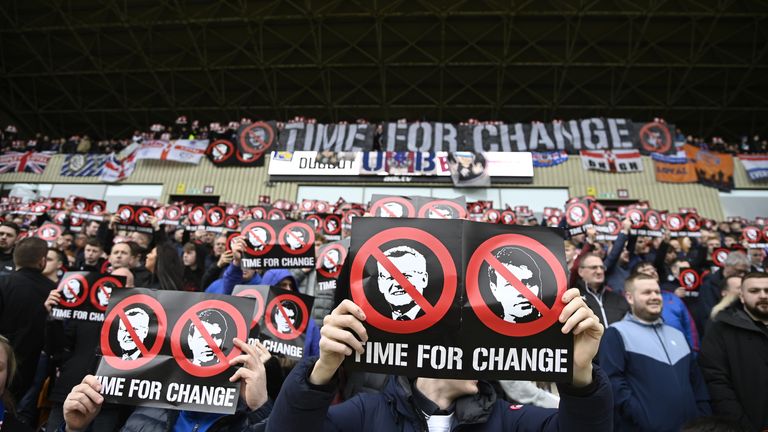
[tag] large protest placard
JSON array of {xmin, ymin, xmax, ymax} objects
[
  {"xmin": 626, "ymin": 207, "xmax": 664, "ymax": 237},
  {"xmin": 51, "ymin": 272, "xmax": 126, "ymax": 322},
  {"xmin": 232, "ymin": 284, "xmax": 270, "ymax": 345},
  {"xmin": 238, "ymin": 219, "xmax": 316, "ymax": 269},
  {"xmin": 96, "ymin": 289, "xmax": 256, "ymax": 414},
  {"xmin": 345, "ymin": 218, "xmax": 572, "ymax": 381}
]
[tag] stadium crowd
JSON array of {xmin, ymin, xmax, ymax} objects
[{"xmin": 0, "ymin": 200, "xmax": 766, "ymax": 432}]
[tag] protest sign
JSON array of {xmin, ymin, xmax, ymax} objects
[
  {"xmin": 369, "ymin": 195, "xmax": 467, "ymax": 219},
  {"xmin": 50, "ymin": 272, "xmax": 126, "ymax": 322},
  {"xmin": 627, "ymin": 208, "xmax": 664, "ymax": 237},
  {"xmin": 186, "ymin": 205, "xmax": 229, "ymax": 232},
  {"xmin": 564, "ymin": 197, "xmax": 606, "ymax": 236},
  {"xmin": 345, "ymin": 218, "xmax": 572, "ymax": 381},
  {"xmin": 256, "ymin": 286, "xmax": 315, "ymax": 360},
  {"xmin": 316, "ymin": 238, "xmax": 350, "ymax": 292},
  {"xmin": 71, "ymin": 197, "xmax": 107, "ymax": 221},
  {"xmin": 665, "ymin": 212, "xmax": 702, "ymax": 238},
  {"xmin": 116, "ymin": 204, "xmax": 156, "ymax": 233},
  {"xmin": 742, "ymin": 225, "xmax": 768, "ymax": 249},
  {"xmin": 239, "ymin": 219, "xmax": 316, "ymax": 269},
  {"xmin": 34, "ymin": 222, "xmax": 63, "ymax": 245},
  {"xmin": 96, "ymin": 289, "xmax": 255, "ymax": 414}
]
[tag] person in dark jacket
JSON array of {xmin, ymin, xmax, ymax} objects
[
  {"xmin": 0, "ymin": 237, "xmax": 56, "ymax": 400},
  {"xmin": 181, "ymin": 242, "xmax": 208, "ymax": 292},
  {"xmin": 696, "ymin": 251, "xmax": 750, "ymax": 335},
  {"xmin": 72, "ymin": 237, "xmax": 106, "ymax": 272},
  {"xmin": 575, "ymin": 253, "xmax": 629, "ymax": 327},
  {"xmin": 699, "ymin": 271, "xmax": 768, "ymax": 431},
  {"xmin": 58, "ymin": 339, "xmax": 272, "ymax": 432},
  {"xmin": 266, "ymin": 288, "xmax": 613, "ymax": 432},
  {"xmin": 1, "ymin": 335, "xmax": 34, "ymax": 432},
  {"xmin": 0, "ymin": 221, "xmax": 20, "ymax": 275}
]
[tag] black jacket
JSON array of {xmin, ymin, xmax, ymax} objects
[
  {"xmin": 0, "ymin": 268, "xmax": 56, "ymax": 398},
  {"xmin": 576, "ymin": 280, "xmax": 630, "ymax": 327},
  {"xmin": 46, "ymin": 319, "xmax": 102, "ymax": 403},
  {"xmin": 0, "ymin": 249, "xmax": 14, "ymax": 275},
  {"xmin": 699, "ymin": 302, "xmax": 768, "ymax": 431}
]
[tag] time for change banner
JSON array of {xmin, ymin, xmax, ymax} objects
[
  {"xmin": 344, "ymin": 218, "xmax": 572, "ymax": 381},
  {"xmin": 95, "ymin": 289, "xmax": 256, "ymax": 414}
]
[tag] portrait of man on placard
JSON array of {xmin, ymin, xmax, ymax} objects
[
  {"xmin": 61, "ymin": 278, "xmax": 84, "ymax": 303},
  {"xmin": 187, "ymin": 309, "xmax": 228, "ymax": 367},
  {"xmin": 487, "ymin": 247, "xmax": 543, "ymax": 324},
  {"xmin": 376, "ymin": 245, "xmax": 429, "ymax": 321},
  {"xmin": 117, "ymin": 307, "xmax": 150, "ymax": 360},
  {"xmin": 274, "ymin": 301, "xmax": 298, "ymax": 334},
  {"xmin": 322, "ymin": 248, "xmax": 342, "ymax": 274},
  {"xmin": 247, "ymin": 226, "xmax": 269, "ymax": 252},
  {"xmin": 285, "ymin": 228, "xmax": 306, "ymax": 250},
  {"xmin": 380, "ymin": 202, "xmax": 405, "ymax": 218}
]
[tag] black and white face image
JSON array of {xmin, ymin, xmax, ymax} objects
[
  {"xmin": 187, "ymin": 309, "xmax": 228, "ymax": 367},
  {"xmin": 376, "ymin": 245, "xmax": 429, "ymax": 321},
  {"xmin": 381, "ymin": 202, "xmax": 404, "ymax": 218},
  {"xmin": 285, "ymin": 229, "xmax": 305, "ymax": 250},
  {"xmin": 62, "ymin": 278, "xmax": 83, "ymax": 302},
  {"xmin": 247, "ymin": 227, "xmax": 269, "ymax": 251},
  {"xmin": 118, "ymin": 307, "xmax": 150, "ymax": 360},
  {"xmin": 487, "ymin": 247, "xmax": 542, "ymax": 323},
  {"xmin": 274, "ymin": 302, "xmax": 298, "ymax": 334},
  {"xmin": 96, "ymin": 282, "xmax": 116, "ymax": 307},
  {"xmin": 323, "ymin": 249, "xmax": 341, "ymax": 271}
]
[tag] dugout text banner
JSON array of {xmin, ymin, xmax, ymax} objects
[
  {"xmin": 95, "ymin": 289, "xmax": 256, "ymax": 414},
  {"xmin": 345, "ymin": 218, "xmax": 572, "ymax": 381},
  {"xmin": 238, "ymin": 219, "xmax": 316, "ymax": 269}
]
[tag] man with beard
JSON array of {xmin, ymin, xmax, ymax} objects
[
  {"xmin": 0, "ymin": 222, "xmax": 20, "ymax": 275},
  {"xmin": 599, "ymin": 274, "xmax": 710, "ymax": 431},
  {"xmin": 699, "ymin": 272, "xmax": 768, "ymax": 431}
]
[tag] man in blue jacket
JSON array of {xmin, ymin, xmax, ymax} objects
[
  {"xmin": 267, "ymin": 288, "xmax": 613, "ymax": 432},
  {"xmin": 600, "ymin": 273, "xmax": 711, "ymax": 431}
]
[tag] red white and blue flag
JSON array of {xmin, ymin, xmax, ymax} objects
[{"xmin": 0, "ymin": 151, "xmax": 54, "ymax": 174}]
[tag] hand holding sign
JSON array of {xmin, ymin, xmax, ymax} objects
[
  {"xmin": 63, "ymin": 375, "xmax": 104, "ymax": 431},
  {"xmin": 311, "ymin": 300, "xmax": 368, "ymax": 386},
  {"xmin": 557, "ymin": 288, "xmax": 603, "ymax": 387},
  {"xmin": 227, "ymin": 338, "xmax": 270, "ymax": 411}
]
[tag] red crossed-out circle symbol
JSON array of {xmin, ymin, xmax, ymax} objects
[
  {"xmin": 742, "ymin": 226, "xmax": 762, "ymax": 243},
  {"xmin": 350, "ymin": 227, "xmax": 457, "ymax": 334},
  {"xmin": 343, "ymin": 209, "xmax": 363, "ymax": 225},
  {"xmin": 265, "ymin": 294, "xmax": 309, "ymax": 340},
  {"xmin": 370, "ymin": 197, "xmax": 416, "ymax": 218},
  {"xmin": 300, "ymin": 200, "xmax": 315, "ymax": 212},
  {"xmin": 606, "ymin": 217, "xmax": 621, "ymax": 236},
  {"xmin": 239, "ymin": 121, "xmax": 274, "ymax": 155},
  {"xmin": 170, "ymin": 300, "xmax": 248, "ymax": 378},
  {"xmin": 685, "ymin": 213, "xmax": 701, "ymax": 232},
  {"xmin": 250, "ymin": 206, "xmax": 267, "ymax": 220},
  {"xmin": 101, "ymin": 294, "xmax": 167, "ymax": 369},
  {"xmin": 639, "ymin": 121, "xmax": 672, "ymax": 154},
  {"xmin": 234, "ymin": 288, "xmax": 266, "ymax": 330},
  {"xmin": 189, "ymin": 206, "xmax": 207, "ymax": 225},
  {"xmin": 117, "ymin": 205, "xmax": 134, "ymax": 225},
  {"xmin": 241, "ymin": 221, "xmax": 275, "ymax": 256},
  {"xmin": 317, "ymin": 243, "xmax": 347, "ymax": 279},
  {"xmin": 484, "ymin": 209, "xmax": 501, "ymax": 223},
  {"xmin": 666, "ymin": 214, "xmax": 684, "ymax": 231},
  {"xmin": 208, "ymin": 139, "xmax": 234, "ymax": 163},
  {"xmin": 73, "ymin": 198, "xmax": 88, "ymax": 212},
  {"xmin": 565, "ymin": 202, "xmax": 588, "ymax": 227},
  {"xmin": 268, "ymin": 209, "xmax": 285, "ymax": 220},
  {"xmin": 466, "ymin": 234, "xmax": 568, "ymax": 337},
  {"xmin": 134, "ymin": 207, "xmax": 154, "ymax": 227},
  {"xmin": 225, "ymin": 232, "xmax": 239, "ymax": 252},
  {"xmin": 206, "ymin": 206, "xmax": 225, "ymax": 227},
  {"xmin": 306, "ymin": 214, "xmax": 323, "ymax": 232},
  {"xmin": 224, "ymin": 216, "xmax": 239, "ymax": 230},
  {"xmin": 590, "ymin": 202, "xmax": 607, "ymax": 225},
  {"xmin": 418, "ymin": 200, "xmax": 467, "ymax": 219},
  {"xmin": 90, "ymin": 276, "xmax": 123, "ymax": 312},
  {"xmin": 315, "ymin": 201, "xmax": 329, "ymax": 213},
  {"xmin": 500, "ymin": 210, "xmax": 517, "ymax": 225},
  {"xmin": 58, "ymin": 273, "xmax": 89, "ymax": 308},
  {"xmin": 763, "ymin": 226, "xmax": 768, "ymax": 242},
  {"xmin": 645, "ymin": 210, "xmax": 662, "ymax": 231},
  {"xmin": 89, "ymin": 201, "xmax": 105, "ymax": 214},
  {"xmin": 38, "ymin": 224, "xmax": 62, "ymax": 242},
  {"xmin": 278, "ymin": 222, "xmax": 315, "ymax": 255},
  {"xmin": 166, "ymin": 205, "xmax": 182, "ymax": 221},
  {"xmin": 679, "ymin": 269, "xmax": 701, "ymax": 291},
  {"xmin": 712, "ymin": 248, "xmax": 730, "ymax": 267},
  {"xmin": 324, "ymin": 215, "xmax": 341, "ymax": 235},
  {"xmin": 627, "ymin": 209, "xmax": 645, "ymax": 229}
]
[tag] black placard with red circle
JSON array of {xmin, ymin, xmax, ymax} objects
[
  {"xmin": 115, "ymin": 204, "xmax": 155, "ymax": 234},
  {"xmin": 238, "ymin": 219, "xmax": 316, "ymax": 270},
  {"xmin": 627, "ymin": 208, "xmax": 665, "ymax": 238},
  {"xmin": 70, "ymin": 198, "xmax": 107, "ymax": 222},
  {"xmin": 742, "ymin": 225, "xmax": 768, "ymax": 248},
  {"xmin": 345, "ymin": 217, "xmax": 572, "ymax": 381},
  {"xmin": 232, "ymin": 284, "xmax": 270, "ymax": 338},
  {"xmin": 315, "ymin": 238, "xmax": 350, "ymax": 293},
  {"xmin": 258, "ymin": 287, "xmax": 315, "ymax": 360},
  {"xmin": 35, "ymin": 222, "xmax": 63, "ymax": 244},
  {"xmin": 184, "ymin": 205, "xmax": 231, "ymax": 233},
  {"xmin": 679, "ymin": 269, "xmax": 701, "ymax": 291},
  {"xmin": 95, "ymin": 288, "xmax": 257, "ymax": 415},
  {"xmin": 50, "ymin": 272, "xmax": 127, "ymax": 322}
]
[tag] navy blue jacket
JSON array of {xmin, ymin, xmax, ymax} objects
[
  {"xmin": 266, "ymin": 357, "xmax": 614, "ymax": 432},
  {"xmin": 600, "ymin": 313, "xmax": 711, "ymax": 431}
]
